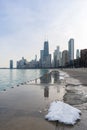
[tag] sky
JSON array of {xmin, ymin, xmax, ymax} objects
[{"xmin": 0, "ymin": 0, "xmax": 87, "ymax": 67}]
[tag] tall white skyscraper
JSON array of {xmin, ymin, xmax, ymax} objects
[
  {"xmin": 68, "ymin": 39, "xmax": 74, "ymax": 62},
  {"xmin": 53, "ymin": 46, "xmax": 60, "ymax": 67}
]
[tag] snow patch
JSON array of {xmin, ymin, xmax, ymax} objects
[{"xmin": 45, "ymin": 101, "xmax": 81, "ymax": 125}]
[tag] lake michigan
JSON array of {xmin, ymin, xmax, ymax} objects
[{"xmin": 0, "ymin": 69, "xmax": 49, "ymax": 91}]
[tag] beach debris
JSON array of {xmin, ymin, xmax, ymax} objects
[
  {"xmin": 39, "ymin": 110, "xmax": 42, "ymax": 113},
  {"xmin": 44, "ymin": 108, "xmax": 48, "ymax": 112},
  {"xmin": 21, "ymin": 83, "xmax": 24, "ymax": 85},
  {"xmin": 45, "ymin": 101, "xmax": 81, "ymax": 125},
  {"xmin": 24, "ymin": 82, "xmax": 27, "ymax": 84},
  {"xmin": 3, "ymin": 89, "xmax": 6, "ymax": 91}
]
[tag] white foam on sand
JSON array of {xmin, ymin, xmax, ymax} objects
[
  {"xmin": 59, "ymin": 70, "xmax": 81, "ymax": 85},
  {"xmin": 59, "ymin": 71, "xmax": 70, "ymax": 81},
  {"xmin": 45, "ymin": 101, "xmax": 81, "ymax": 125}
]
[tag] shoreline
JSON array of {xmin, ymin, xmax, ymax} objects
[
  {"xmin": 62, "ymin": 68, "xmax": 87, "ymax": 129},
  {"xmin": 63, "ymin": 68, "xmax": 87, "ymax": 84},
  {"xmin": 0, "ymin": 69, "xmax": 87, "ymax": 130}
]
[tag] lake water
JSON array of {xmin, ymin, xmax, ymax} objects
[{"xmin": 0, "ymin": 69, "xmax": 50, "ymax": 91}]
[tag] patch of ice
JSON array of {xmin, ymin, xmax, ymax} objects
[
  {"xmin": 59, "ymin": 76, "xmax": 64, "ymax": 80},
  {"xmin": 59, "ymin": 71, "xmax": 70, "ymax": 78},
  {"xmin": 45, "ymin": 101, "xmax": 81, "ymax": 125}
]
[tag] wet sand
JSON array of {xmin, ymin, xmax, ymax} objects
[
  {"xmin": 0, "ymin": 71, "xmax": 66, "ymax": 130},
  {"xmin": 0, "ymin": 69, "xmax": 87, "ymax": 130},
  {"xmin": 63, "ymin": 68, "xmax": 87, "ymax": 130},
  {"xmin": 63, "ymin": 68, "xmax": 87, "ymax": 84}
]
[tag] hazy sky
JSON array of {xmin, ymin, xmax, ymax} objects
[{"xmin": 0, "ymin": 0, "xmax": 87, "ymax": 67}]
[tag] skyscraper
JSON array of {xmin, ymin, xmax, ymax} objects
[
  {"xmin": 44, "ymin": 41, "xmax": 49, "ymax": 57},
  {"xmin": 68, "ymin": 38, "xmax": 74, "ymax": 63},
  {"xmin": 53, "ymin": 46, "xmax": 60, "ymax": 68},
  {"xmin": 10, "ymin": 60, "xmax": 13, "ymax": 69},
  {"xmin": 76, "ymin": 49, "xmax": 80, "ymax": 59},
  {"xmin": 40, "ymin": 50, "xmax": 44, "ymax": 67},
  {"xmin": 40, "ymin": 41, "xmax": 51, "ymax": 68},
  {"xmin": 62, "ymin": 50, "xmax": 69, "ymax": 67}
]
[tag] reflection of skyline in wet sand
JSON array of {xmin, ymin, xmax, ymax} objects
[
  {"xmin": 29, "ymin": 71, "xmax": 64, "ymax": 100},
  {"xmin": 40, "ymin": 71, "xmax": 61, "ymax": 98},
  {"xmin": 40, "ymin": 73, "xmax": 51, "ymax": 98},
  {"xmin": 0, "ymin": 70, "xmax": 66, "ymax": 130}
]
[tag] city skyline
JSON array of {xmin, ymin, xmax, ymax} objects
[{"xmin": 0, "ymin": 0, "xmax": 87, "ymax": 67}]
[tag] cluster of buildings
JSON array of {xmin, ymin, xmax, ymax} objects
[
  {"xmin": 10, "ymin": 38, "xmax": 87, "ymax": 69},
  {"xmin": 16, "ymin": 41, "xmax": 51, "ymax": 69}
]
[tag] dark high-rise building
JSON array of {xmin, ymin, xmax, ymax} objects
[
  {"xmin": 62, "ymin": 50, "xmax": 69, "ymax": 67},
  {"xmin": 40, "ymin": 50, "xmax": 44, "ymax": 61},
  {"xmin": 44, "ymin": 41, "xmax": 49, "ymax": 57},
  {"xmin": 10, "ymin": 60, "xmax": 13, "ymax": 69},
  {"xmin": 39, "ymin": 41, "xmax": 51, "ymax": 68},
  {"xmin": 80, "ymin": 49, "xmax": 87, "ymax": 67}
]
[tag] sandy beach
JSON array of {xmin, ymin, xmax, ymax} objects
[
  {"xmin": 0, "ymin": 69, "xmax": 87, "ymax": 130},
  {"xmin": 63, "ymin": 68, "xmax": 87, "ymax": 130}
]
